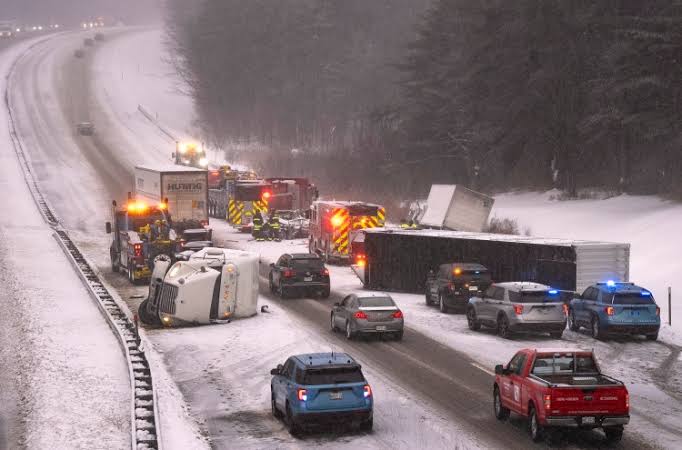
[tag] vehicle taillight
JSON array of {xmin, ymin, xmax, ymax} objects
[
  {"xmin": 355, "ymin": 254, "xmax": 366, "ymax": 267},
  {"xmin": 656, "ymin": 307, "xmax": 660, "ymax": 316},
  {"xmin": 543, "ymin": 394, "xmax": 551, "ymax": 410},
  {"xmin": 134, "ymin": 243, "xmax": 142, "ymax": 257},
  {"xmin": 562, "ymin": 304, "xmax": 569, "ymax": 316},
  {"xmin": 625, "ymin": 392, "xmax": 629, "ymax": 410},
  {"xmin": 363, "ymin": 385, "xmax": 372, "ymax": 398},
  {"xmin": 605, "ymin": 306, "xmax": 615, "ymax": 316},
  {"xmin": 354, "ymin": 311, "xmax": 368, "ymax": 319},
  {"xmin": 297, "ymin": 389, "xmax": 307, "ymax": 402},
  {"xmin": 392, "ymin": 310, "xmax": 403, "ymax": 319},
  {"xmin": 283, "ymin": 269, "xmax": 295, "ymax": 278},
  {"xmin": 513, "ymin": 304, "xmax": 524, "ymax": 315},
  {"xmin": 321, "ymin": 268, "xmax": 329, "ymax": 276}
]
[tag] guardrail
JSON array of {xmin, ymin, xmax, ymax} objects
[
  {"xmin": 5, "ymin": 41, "xmax": 161, "ymax": 450},
  {"xmin": 137, "ymin": 104, "xmax": 178, "ymax": 143}
]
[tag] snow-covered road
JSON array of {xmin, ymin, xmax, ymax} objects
[{"xmin": 0, "ymin": 36, "xmax": 130, "ymax": 449}]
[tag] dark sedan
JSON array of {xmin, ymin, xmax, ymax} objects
[{"xmin": 269, "ymin": 253, "xmax": 330, "ymax": 298}]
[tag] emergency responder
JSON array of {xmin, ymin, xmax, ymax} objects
[
  {"xmin": 268, "ymin": 210, "xmax": 281, "ymax": 241},
  {"xmin": 140, "ymin": 223, "xmax": 152, "ymax": 241},
  {"xmin": 159, "ymin": 220, "xmax": 170, "ymax": 240},
  {"xmin": 400, "ymin": 219, "xmax": 410, "ymax": 229},
  {"xmin": 408, "ymin": 219, "xmax": 418, "ymax": 229},
  {"xmin": 150, "ymin": 220, "xmax": 161, "ymax": 240},
  {"xmin": 253, "ymin": 210, "xmax": 264, "ymax": 241}
]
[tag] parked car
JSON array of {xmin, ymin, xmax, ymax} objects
[
  {"xmin": 467, "ymin": 282, "xmax": 567, "ymax": 339},
  {"xmin": 270, "ymin": 352, "xmax": 373, "ymax": 434},
  {"xmin": 269, "ymin": 253, "xmax": 330, "ymax": 298},
  {"xmin": 76, "ymin": 122, "xmax": 94, "ymax": 136},
  {"xmin": 493, "ymin": 348, "xmax": 629, "ymax": 444},
  {"xmin": 331, "ymin": 293, "xmax": 404, "ymax": 340},
  {"xmin": 568, "ymin": 281, "xmax": 660, "ymax": 340},
  {"xmin": 425, "ymin": 263, "xmax": 492, "ymax": 313}
]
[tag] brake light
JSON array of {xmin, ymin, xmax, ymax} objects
[
  {"xmin": 513, "ymin": 304, "xmax": 524, "ymax": 315},
  {"xmin": 562, "ymin": 304, "xmax": 569, "ymax": 316},
  {"xmin": 453, "ymin": 267, "xmax": 462, "ymax": 276},
  {"xmin": 625, "ymin": 392, "xmax": 629, "ymax": 410},
  {"xmin": 134, "ymin": 243, "xmax": 143, "ymax": 257},
  {"xmin": 321, "ymin": 268, "xmax": 329, "ymax": 276},
  {"xmin": 297, "ymin": 389, "xmax": 307, "ymax": 402},
  {"xmin": 356, "ymin": 259, "xmax": 366, "ymax": 268},
  {"xmin": 363, "ymin": 385, "xmax": 372, "ymax": 398},
  {"xmin": 283, "ymin": 269, "xmax": 296, "ymax": 278},
  {"xmin": 392, "ymin": 310, "xmax": 403, "ymax": 319},
  {"xmin": 605, "ymin": 306, "xmax": 615, "ymax": 316},
  {"xmin": 354, "ymin": 311, "xmax": 368, "ymax": 319},
  {"xmin": 656, "ymin": 307, "xmax": 660, "ymax": 316},
  {"xmin": 543, "ymin": 394, "xmax": 551, "ymax": 410}
]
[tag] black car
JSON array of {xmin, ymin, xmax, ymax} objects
[
  {"xmin": 269, "ymin": 253, "xmax": 330, "ymax": 298},
  {"xmin": 425, "ymin": 262, "xmax": 492, "ymax": 313}
]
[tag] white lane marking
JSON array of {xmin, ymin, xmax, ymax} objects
[{"xmin": 471, "ymin": 362, "xmax": 495, "ymax": 376}]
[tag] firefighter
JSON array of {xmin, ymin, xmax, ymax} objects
[
  {"xmin": 400, "ymin": 219, "xmax": 410, "ymax": 229},
  {"xmin": 159, "ymin": 220, "xmax": 170, "ymax": 240},
  {"xmin": 408, "ymin": 219, "xmax": 418, "ymax": 229},
  {"xmin": 268, "ymin": 210, "xmax": 281, "ymax": 241},
  {"xmin": 140, "ymin": 223, "xmax": 152, "ymax": 241},
  {"xmin": 253, "ymin": 210, "xmax": 264, "ymax": 241}
]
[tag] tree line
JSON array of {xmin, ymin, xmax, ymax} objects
[{"xmin": 167, "ymin": 0, "xmax": 682, "ymax": 204}]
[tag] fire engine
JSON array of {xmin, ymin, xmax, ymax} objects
[
  {"xmin": 106, "ymin": 198, "xmax": 176, "ymax": 284},
  {"xmin": 265, "ymin": 177, "xmax": 319, "ymax": 213},
  {"xmin": 309, "ymin": 201, "xmax": 386, "ymax": 263}
]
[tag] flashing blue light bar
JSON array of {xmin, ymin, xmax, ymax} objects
[
  {"xmin": 606, "ymin": 280, "xmax": 616, "ymax": 287},
  {"xmin": 641, "ymin": 291, "xmax": 652, "ymax": 297},
  {"xmin": 475, "ymin": 271, "xmax": 480, "ymax": 274},
  {"xmin": 548, "ymin": 289, "xmax": 559, "ymax": 295}
]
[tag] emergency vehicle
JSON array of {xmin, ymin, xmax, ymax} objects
[
  {"xmin": 106, "ymin": 198, "xmax": 176, "ymax": 284},
  {"xmin": 265, "ymin": 177, "xmax": 319, "ymax": 212},
  {"xmin": 173, "ymin": 141, "xmax": 207, "ymax": 168},
  {"xmin": 309, "ymin": 201, "xmax": 386, "ymax": 263},
  {"xmin": 210, "ymin": 178, "xmax": 273, "ymax": 231}
]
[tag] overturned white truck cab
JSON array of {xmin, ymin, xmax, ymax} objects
[{"xmin": 139, "ymin": 247, "xmax": 259, "ymax": 326}]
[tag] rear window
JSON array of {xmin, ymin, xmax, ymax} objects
[
  {"xmin": 358, "ymin": 297, "xmax": 395, "ymax": 308},
  {"xmin": 302, "ymin": 367, "xmax": 365, "ymax": 385},
  {"xmin": 508, "ymin": 291, "xmax": 562, "ymax": 303},
  {"xmin": 610, "ymin": 293, "xmax": 655, "ymax": 305},
  {"xmin": 531, "ymin": 354, "xmax": 598, "ymax": 376},
  {"xmin": 291, "ymin": 258, "xmax": 324, "ymax": 271}
]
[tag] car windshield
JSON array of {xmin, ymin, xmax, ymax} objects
[
  {"xmin": 303, "ymin": 367, "xmax": 365, "ymax": 385},
  {"xmin": 358, "ymin": 297, "xmax": 395, "ymax": 307},
  {"xmin": 611, "ymin": 293, "xmax": 655, "ymax": 305},
  {"xmin": 291, "ymin": 258, "xmax": 323, "ymax": 271},
  {"xmin": 531, "ymin": 354, "xmax": 598, "ymax": 376},
  {"xmin": 508, "ymin": 291, "xmax": 562, "ymax": 303}
]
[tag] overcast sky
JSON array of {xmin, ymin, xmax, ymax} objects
[{"xmin": 1, "ymin": 0, "xmax": 164, "ymax": 25}]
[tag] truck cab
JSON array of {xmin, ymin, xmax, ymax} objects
[{"xmin": 493, "ymin": 348, "xmax": 629, "ymax": 444}]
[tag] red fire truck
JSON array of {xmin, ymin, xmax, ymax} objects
[{"xmin": 309, "ymin": 201, "xmax": 385, "ymax": 263}]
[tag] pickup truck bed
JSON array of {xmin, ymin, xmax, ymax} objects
[{"xmin": 532, "ymin": 373, "xmax": 621, "ymax": 387}]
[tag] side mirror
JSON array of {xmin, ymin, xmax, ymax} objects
[
  {"xmin": 494, "ymin": 364, "xmax": 504, "ymax": 375},
  {"xmin": 270, "ymin": 368, "xmax": 279, "ymax": 375},
  {"xmin": 105, "ymin": 222, "xmax": 112, "ymax": 234},
  {"xmin": 269, "ymin": 263, "xmax": 275, "ymax": 268}
]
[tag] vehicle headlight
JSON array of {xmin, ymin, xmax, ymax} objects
[{"xmin": 199, "ymin": 157, "xmax": 208, "ymax": 167}]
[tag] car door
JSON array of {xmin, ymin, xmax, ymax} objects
[
  {"xmin": 275, "ymin": 358, "xmax": 295, "ymax": 410},
  {"xmin": 272, "ymin": 255, "xmax": 288, "ymax": 285},
  {"xmin": 334, "ymin": 295, "xmax": 352, "ymax": 328},
  {"xmin": 579, "ymin": 287, "xmax": 598, "ymax": 323},
  {"xmin": 507, "ymin": 352, "xmax": 527, "ymax": 414},
  {"xmin": 499, "ymin": 352, "xmax": 526, "ymax": 413},
  {"xmin": 433, "ymin": 266, "xmax": 448, "ymax": 299},
  {"xmin": 476, "ymin": 286, "xmax": 496, "ymax": 322}
]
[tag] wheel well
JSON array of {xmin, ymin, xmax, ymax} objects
[
  {"xmin": 497, "ymin": 311, "xmax": 506, "ymax": 321},
  {"xmin": 528, "ymin": 400, "xmax": 535, "ymax": 415}
]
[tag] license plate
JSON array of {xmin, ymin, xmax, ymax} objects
[
  {"xmin": 376, "ymin": 325, "xmax": 387, "ymax": 331},
  {"xmin": 469, "ymin": 286, "xmax": 478, "ymax": 291},
  {"xmin": 582, "ymin": 416, "xmax": 596, "ymax": 425},
  {"xmin": 304, "ymin": 276, "xmax": 313, "ymax": 282},
  {"xmin": 329, "ymin": 392, "xmax": 343, "ymax": 400}
]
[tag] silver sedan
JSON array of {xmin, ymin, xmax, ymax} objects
[{"xmin": 331, "ymin": 293, "xmax": 404, "ymax": 340}]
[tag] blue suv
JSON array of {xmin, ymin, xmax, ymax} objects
[
  {"xmin": 568, "ymin": 281, "xmax": 660, "ymax": 340},
  {"xmin": 270, "ymin": 353, "xmax": 373, "ymax": 434}
]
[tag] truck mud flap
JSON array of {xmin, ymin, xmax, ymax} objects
[{"xmin": 351, "ymin": 264, "xmax": 366, "ymax": 286}]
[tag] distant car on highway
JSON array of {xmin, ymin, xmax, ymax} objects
[
  {"xmin": 270, "ymin": 352, "xmax": 373, "ymax": 434},
  {"xmin": 74, "ymin": 49, "xmax": 85, "ymax": 58},
  {"xmin": 84, "ymin": 38, "xmax": 94, "ymax": 46},
  {"xmin": 94, "ymin": 32, "xmax": 105, "ymax": 41},
  {"xmin": 269, "ymin": 253, "xmax": 330, "ymax": 298},
  {"xmin": 568, "ymin": 281, "xmax": 660, "ymax": 340},
  {"xmin": 0, "ymin": 28, "xmax": 13, "ymax": 38},
  {"xmin": 331, "ymin": 293, "xmax": 404, "ymax": 340},
  {"xmin": 467, "ymin": 282, "xmax": 567, "ymax": 339},
  {"xmin": 425, "ymin": 262, "xmax": 492, "ymax": 313},
  {"xmin": 76, "ymin": 122, "xmax": 94, "ymax": 136},
  {"xmin": 493, "ymin": 348, "xmax": 629, "ymax": 444}
]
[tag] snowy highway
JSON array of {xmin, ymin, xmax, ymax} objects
[{"xmin": 2, "ymin": 28, "xmax": 682, "ymax": 450}]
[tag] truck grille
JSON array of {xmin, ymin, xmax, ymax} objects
[{"xmin": 159, "ymin": 283, "xmax": 178, "ymax": 314}]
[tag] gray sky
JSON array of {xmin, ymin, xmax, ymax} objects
[{"xmin": 1, "ymin": 0, "xmax": 164, "ymax": 25}]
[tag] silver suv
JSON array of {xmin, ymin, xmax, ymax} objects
[{"xmin": 466, "ymin": 282, "xmax": 567, "ymax": 339}]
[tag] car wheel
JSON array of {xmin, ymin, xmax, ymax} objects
[
  {"xmin": 493, "ymin": 385, "xmax": 510, "ymax": 421},
  {"xmin": 425, "ymin": 290, "xmax": 433, "ymax": 306},
  {"xmin": 529, "ymin": 404, "xmax": 543, "ymax": 442},
  {"xmin": 330, "ymin": 313, "xmax": 337, "ymax": 332},
  {"xmin": 271, "ymin": 392, "xmax": 282, "ymax": 419},
  {"xmin": 604, "ymin": 427, "xmax": 624, "ymax": 443},
  {"xmin": 467, "ymin": 307, "xmax": 481, "ymax": 331},
  {"xmin": 321, "ymin": 287, "xmax": 330, "ymax": 299},
  {"xmin": 550, "ymin": 330, "xmax": 564, "ymax": 339},
  {"xmin": 439, "ymin": 293, "xmax": 449, "ymax": 314},
  {"xmin": 359, "ymin": 417, "xmax": 373, "ymax": 432},
  {"xmin": 285, "ymin": 403, "xmax": 301, "ymax": 436},
  {"xmin": 568, "ymin": 309, "xmax": 579, "ymax": 331},
  {"xmin": 394, "ymin": 330, "xmax": 404, "ymax": 341},
  {"xmin": 345, "ymin": 321, "xmax": 355, "ymax": 340},
  {"xmin": 128, "ymin": 262, "xmax": 136, "ymax": 284},
  {"xmin": 269, "ymin": 275, "xmax": 275, "ymax": 293},
  {"xmin": 646, "ymin": 333, "xmax": 658, "ymax": 341},
  {"xmin": 497, "ymin": 314, "xmax": 512, "ymax": 339},
  {"xmin": 591, "ymin": 315, "xmax": 604, "ymax": 340},
  {"xmin": 278, "ymin": 281, "xmax": 288, "ymax": 299},
  {"xmin": 111, "ymin": 251, "xmax": 119, "ymax": 273}
]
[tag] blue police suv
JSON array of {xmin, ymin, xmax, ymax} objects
[
  {"xmin": 270, "ymin": 352, "xmax": 373, "ymax": 434},
  {"xmin": 568, "ymin": 281, "xmax": 661, "ymax": 340}
]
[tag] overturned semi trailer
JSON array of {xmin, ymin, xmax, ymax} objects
[{"xmin": 359, "ymin": 229, "xmax": 629, "ymax": 294}]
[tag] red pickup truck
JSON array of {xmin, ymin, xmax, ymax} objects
[{"xmin": 493, "ymin": 348, "xmax": 629, "ymax": 444}]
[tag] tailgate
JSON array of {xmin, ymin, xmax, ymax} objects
[
  {"xmin": 304, "ymin": 383, "xmax": 367, "ymax": 411},
  {"xmin": 550, "ymin": 385, "xmax": 628, "ymax": 416}
]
